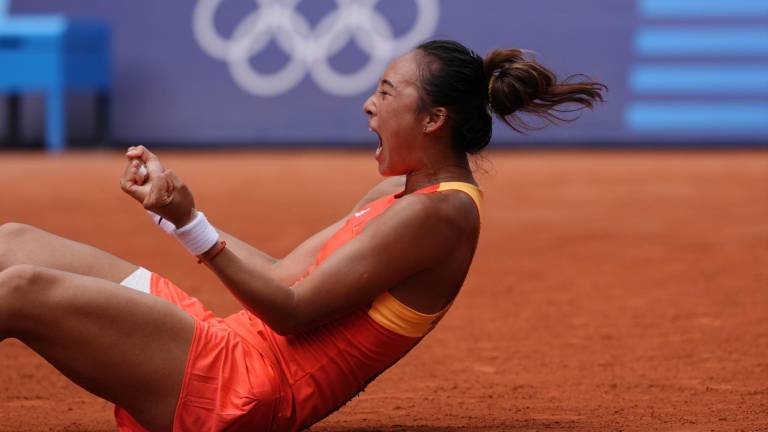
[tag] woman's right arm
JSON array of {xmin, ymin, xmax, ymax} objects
[{"xmin": 120, "ymin": 146, "xmax": 405, "ymax": 286}]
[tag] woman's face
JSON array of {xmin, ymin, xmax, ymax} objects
[{"xmin": 363, "ymin": 51, "xmax": 429, "ymax": 176}]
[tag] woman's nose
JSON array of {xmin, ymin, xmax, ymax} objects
[{"xmin": 362, "ymin": 96, "xmax": 375, "ymax": 117}]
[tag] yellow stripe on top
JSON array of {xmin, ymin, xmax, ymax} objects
[
  {"xmin": 438, "ymin": 181, "xmax": 483, "ymax": 220},
  {"xmin": 369, "ymin": 292, "xmax": 450, "ymax": 338},
  {"xmin": 368, "ymin": 182, "xmax": 483, "ymax": 338}
]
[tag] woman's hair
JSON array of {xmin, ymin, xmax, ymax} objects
[{"xmin": 415, "ymin": 40, "xmax": 607, "ymax": 154}]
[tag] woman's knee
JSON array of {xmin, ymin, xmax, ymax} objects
[
  {"xmin": 0, "ymin": 264, "xmax": 39, "ymax": 293},
  {"xmin": 0, "ymin": 222, "xmax": 35, "ymax": 241},
  {"xmin": 0, "ymin": 223, "xmax": 37, "ymax": 267},
  {"xmin": 0, "ymin": 264, "xmax": 40, "ymax": 334}
]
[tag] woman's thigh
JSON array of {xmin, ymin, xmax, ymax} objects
[
  {"xmin": 0, "ymin": 265, "xmax": 194, "ymax": 430},
  {"xmin": 0, "ymin": 223, "xmax": 138, "ymax": 283}
]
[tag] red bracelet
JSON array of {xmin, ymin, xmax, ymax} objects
[{"xmin": 197, "ymin": 240, "xmax": 227, "ymax": 264}]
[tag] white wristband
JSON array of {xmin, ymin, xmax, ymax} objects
[
  {"xmin": 147, "ymin": 211, "xmax": 176, "ymax": 235},
  {"xmin": 173, "ymin": 211, "xmax": 220, "ymax": 256}
]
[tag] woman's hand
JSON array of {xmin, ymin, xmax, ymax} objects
[{"xmin": 120, "ymin": 146, "xmax": 196, "ymax": 228}]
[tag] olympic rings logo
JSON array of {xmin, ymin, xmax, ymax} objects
[{"xmin": 192, "ymin": 0, "xmax": 440, "ymax": 97}]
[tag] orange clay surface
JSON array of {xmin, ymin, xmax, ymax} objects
[{"xmin": 0, "ymin": 150, "xmax": 766, "ymax": 431}]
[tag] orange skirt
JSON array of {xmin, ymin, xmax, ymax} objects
[{"xmin": 114, "ymin": 274, "xmax": 282, "ymax": 431}]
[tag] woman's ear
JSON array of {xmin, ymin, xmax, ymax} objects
[{"xmin": 423, "ymin": 107, "xmax": 448, "ymax": 134}]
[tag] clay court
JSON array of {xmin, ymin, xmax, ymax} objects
[{"xmin": 0, "ymin": 150, "xmax": 766, "ymax": 431}]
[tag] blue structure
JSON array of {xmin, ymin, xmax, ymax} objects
[
  {"xmin": 0, "ymin": 6, "xmax": 110, "ymax": 152},
  {"xmin": 626, "ymin": 0, "xmax": 768, "ymax": 140}
]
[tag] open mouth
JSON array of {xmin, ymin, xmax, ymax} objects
[{"xmin": 369, "ymin": 127, "xmax": 383, "ymax": 158}]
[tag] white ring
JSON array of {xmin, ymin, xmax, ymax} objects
[{"xmin": 192, "ymin": 0, "xmax": 440, "ymax": 97}]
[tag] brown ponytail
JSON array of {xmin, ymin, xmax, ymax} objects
[
  {"xmin": 415, "ymin": 40, "xmax": 607, "ymax": 154},
  {"xmin": 485, "ymin": 49, "xmax": 607, "ymax": 133}
]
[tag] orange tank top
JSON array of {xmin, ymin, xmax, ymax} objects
[{"xmin": 224, "ymin": 182, "xmax": 483, "ymax": 431}]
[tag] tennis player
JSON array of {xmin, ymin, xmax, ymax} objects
[{"xmin": 0, "ymin": 40, "xmax": 605, "ymax": 431}]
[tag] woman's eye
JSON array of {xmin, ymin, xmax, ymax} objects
[{"xmin": 379, "ymin": 91, "xmax": 389, "ymax": 98}]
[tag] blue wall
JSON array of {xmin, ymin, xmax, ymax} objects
[{"xmin": 6, "ymin": 0, "xmax": 768, "ymax": 147}]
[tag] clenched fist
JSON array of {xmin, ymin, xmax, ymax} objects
[{"xmin": 120, "ymin": 146, "xmax": 196, "ymax": 228}]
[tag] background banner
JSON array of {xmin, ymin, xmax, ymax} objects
[{"xmin": 7, "ymin": 0, "xmax": 768, "ymax": 147}]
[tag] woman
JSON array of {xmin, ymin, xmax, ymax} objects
[{"xmin": 0, "ymin": 40, "xmax": 604, "ymax": 431}]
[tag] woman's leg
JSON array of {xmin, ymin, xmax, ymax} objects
[
  {"xmin": 0, "ymin": 223, "xmax": 138, "ymax": 282},
  {"xmin": 0, "ymin": 264, "xmax": 195, "ymax": 430}
]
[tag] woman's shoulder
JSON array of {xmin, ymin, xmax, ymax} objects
[
  {"xmin": 402, "ymin": 186, "xmax": 479, "ymax": 233},
  {"xmin": 354, "ymin": 177, "xmax": 479, "ymax": 237},
  {"xmin": 373, "ymin": 186, "xmax": 479, "ymax": 246}
]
